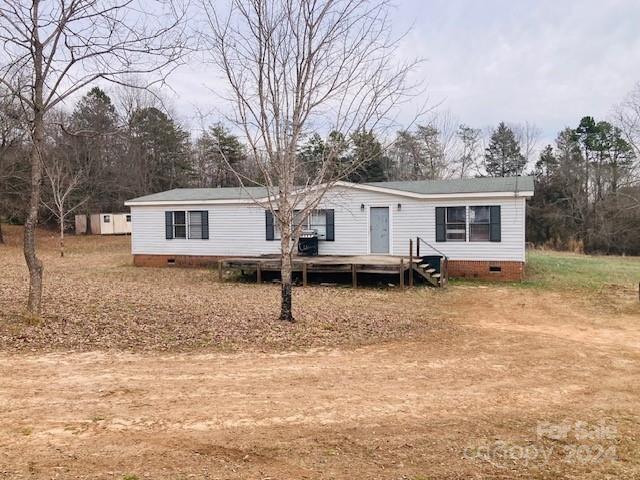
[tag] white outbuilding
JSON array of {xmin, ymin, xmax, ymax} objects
[{"xmin": 75, "ymin": 213, "xmax": 132, "ymax": 235}]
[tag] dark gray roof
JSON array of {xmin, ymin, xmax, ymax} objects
[
  {"xmin": 366, "ymin": 175, "xmax": 534, "ymax": 195},
  {"xmin": 126, "ymin": 176, "xmax": 534, "ymax": 203}
]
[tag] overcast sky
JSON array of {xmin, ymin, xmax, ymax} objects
[{"xmin": 166, "ymin": 0, "xmax": 640, "ymax": 147}]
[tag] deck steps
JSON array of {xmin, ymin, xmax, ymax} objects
[{"xmin": 412, "ymin": 260, "xmax": 445, "ymax": 287}]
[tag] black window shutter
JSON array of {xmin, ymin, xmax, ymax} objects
[
  {"xmin": 325, "ymin": 209, "xmax": 335, "ymax": 241},
  {"xmin": 201, "ymin": 211, "xmax": 209, "ymax": 240},
  {"xmin": 490, "ymin": 206, "xmax": 501, "ymax": 242},
  {"xmin": 435, "ymin": 207, "xmax": 446, "ymax": 242},
  {"xmin": 265, "ymin": 210, "xmax": 275, "ymax": 240},
  {"xmin": 165, "ymin": 211, "xmax": 173, "ymax": 240}
]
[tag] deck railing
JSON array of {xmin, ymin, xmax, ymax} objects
[
  {"xmin": 412, "ymin": 237, "xmax": 449, "ymax": 287},
  {"xmin": 415, "ymin": 236, "xmax": 448, "ymax": 260}
]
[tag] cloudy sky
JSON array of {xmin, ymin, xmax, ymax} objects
[{"xmin": 167, "ymin": 0, "xmax": 640, "ymax": 147}]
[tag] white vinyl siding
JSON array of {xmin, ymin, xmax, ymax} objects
[{"xmin": 130, "ymin": 186, "xmax": 527, "ymax": 262}]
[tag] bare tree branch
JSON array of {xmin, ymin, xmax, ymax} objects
[
  {"xmin": 200, "ymin": 0, "xmax": 419, "ymax": 321},
  {"xmin": 0, "ymin": 0, "xmax": 189, "ymax": 316}
]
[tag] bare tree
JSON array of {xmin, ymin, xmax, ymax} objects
[
  {"xmin": 202, "ymin": 0, "xmax": 416, "ymax": 321},
  {"xmin": 513, "ymin": 121, "xmax": 542, "ymax": 170},
  {"xmin": 616, "ymin": 82, "xmax": 640, "ymax": 161},
  {"xmin": 0, "ymin": 0, "xmax": 187, "ymax": 316},
  {"xmin": 454, "ymin": 124, "xmax": 481, "ymax": 178},
  {"xmin": 41, "ymin": 152, "xmax": 88, "ymax": 257}
]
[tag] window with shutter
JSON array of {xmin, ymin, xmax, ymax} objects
[
  {"xmin": 165, "ymin": 211, "xmax": 173, "ymax": 239},
  {"xmin": 201, "ymin": 211, "xmax": 209, "ymax": 240},
  {"xmin": 435, "ymin": 207, "xmax": 446, "ymax": 242},
  {"xmin": 265, "ymin": 210, "xmax": 275, "ymax": 240},
  {"xmin": 490, "ymin": 206, "xmax": 501, "ymax": 242},
  {"xmin": 267, "ymin": 209, "xmax": 333, "ymax": 241}
]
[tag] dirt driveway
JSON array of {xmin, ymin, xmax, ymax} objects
[{"xmin": 1, "ymin": 287, "xmax": 639, "ymax": 479}]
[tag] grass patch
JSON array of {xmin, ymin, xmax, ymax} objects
[
  {"xmin": 449, "ymin": 250, "xmax": 640, "ymax": 293},
  {"xmin": 524, "ymin": 250, "xmax": 640, "ymax": 290}
]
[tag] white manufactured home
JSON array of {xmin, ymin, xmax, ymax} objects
[{"xmin": 125, "ymin": 176, "xmax": 534, "ymax": 281}]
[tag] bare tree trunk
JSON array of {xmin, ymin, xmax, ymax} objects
[
  {"xmin": 59, "ymin": 213, "xmax": 64, "ymax": 258},
  {"xmin": 279, "ymin": 228, "xmax": 294, "ymax": 322},
  {"xmin": 0, "ymin": 219, "xmax": 4, "ymax": 244},
  {"xmin": 24, "ymin": 112, "xmax": 45, "ymax": 316},
  {"xmin": 22, "ymin": 0, "xmax": 45, "ymax": 316}
]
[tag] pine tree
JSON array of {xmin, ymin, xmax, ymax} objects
[
  {"xmin": 195, "ymin": 124, "xmax": 246, "ymax": 187},
  {"xmin": 128, "ymin": 107, "xmax": 192, "ymax": 193},
  {"xmin": 68, "ymin": 87, "xmax": 121, "ymax": 213},
  {"xmin": 483, "ymin": 122, "xmax": 526, "ymax": 177},
  {"xmin": 347, "ymin": 130, "xmax": 388, "ymax": 182},
  {"xmin": 535, "ymin": 145, "xmax": 558, "ymax": 178}
]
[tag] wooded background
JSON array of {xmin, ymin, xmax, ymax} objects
[{"xmin": 1, "ymin": 83, "xmax": 639, "ymax": 254}]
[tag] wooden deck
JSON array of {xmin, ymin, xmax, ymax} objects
[{"xmin": 220, "ymin": 255, "xmax": 423, "ymax": 288}]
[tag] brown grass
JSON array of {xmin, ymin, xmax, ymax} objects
[
  {"xmin": 0, "ymin": 225, "xmax": 450, "ymax": 352},
  {"xmin": 1, "ymin": 225, "xmax": 639, "ymax": 479}
]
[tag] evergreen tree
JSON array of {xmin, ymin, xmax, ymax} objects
[
  {"xmin": 592, "ymin": 121, "xmax": 634, "ymax": 194},
  {"xmin": 195, "ymin": 124, "xmax": 246, "ymax": 187},
  {"xmin": 390, "ymin": 129, "xmax": 421, "ymax": 180},
  {"xmin": 346, "ymin": 130, "xmax": 388, "ymax": 182},
  {"xmin": 534, "ymin": 144, "xmax": 558, "ymax": 178},
  {"xmin": 128, "ymin": 107, "xmax": 192, "ymax": 193},
  {"xmin": 298, "ymin": 131, "xmax": 350, "ymax": 181},
  {"xmin": 483, "ymin": 122, "xmax": 526, "ymax": 177},
  {"xmin": 71, "ymin": 87, "xmax": 118, "ymax": 131},
  {"xmin": 68, "ymin": 87, "xmax": 121, "ymax": 213},
  {"xmin": 298, "ymin": 133, "xmax": 328, "ymax": 180}
]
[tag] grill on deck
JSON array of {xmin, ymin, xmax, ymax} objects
[{"xmin": 298, "ymin": 230, "xmax": 319, "ymax": 256}]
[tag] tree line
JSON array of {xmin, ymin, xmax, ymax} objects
[
  {"xmin": 529, "ymin": 108, "xmax": 640, "ymax": 255},
  {"xmin": 2, "ymin": 85, "xmax": 640, "ymax": 256}
]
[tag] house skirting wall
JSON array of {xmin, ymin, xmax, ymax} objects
[
  {"xmin": 133, "ymin": 254, "xmax": 224, "ymax": 268},
  {"xmin": 134, "ymin": 254, "xmax": 525, "ymax": 281},
  {"xmin": 447, "ymin": 260, "xmax": 524, "ymax": 281}
]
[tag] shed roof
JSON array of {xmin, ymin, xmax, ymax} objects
[{"xmin": 126, "ymin": 176, "xmax": 534, "ymax": 204}]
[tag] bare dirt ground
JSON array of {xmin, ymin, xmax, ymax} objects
[{"xmin": 1, "ymin": 226, "xmax": 639, "ymax": 479}]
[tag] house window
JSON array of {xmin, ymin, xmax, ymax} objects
[
  {"xmin": 469, "ymin": 206, "xmax": 491, "ymax": 241},
  {"xmin": 294, "ymin": 210, "xmax": 328, "ymax": 239},
  {"xmin": 126, "ymin": 215, "xmax": 131, "ymax": 222},
  {"xmin": 173, "ymin": 211, "xmax": 187, "ymax": 239},
  {"xmin": 103, "ymin": 215, "xmax": 111, "ymax": 223},
  {"xmin": 274, "ymin": 210, "xmax": 328, "ymax": 240},
  {"xmin": 166, "ymin": 210, "xmax": 208, "ymax": 240},
  {"xmin": 446, "ymin": 207, "xmax": 466, "ymax": 241},
  {"xmin": 188, "ymin": 211, "xmax": 203, "ymax": 239},
  {"xmin": 308, "ymin": 210, "xmax": 327, "ymax": 239}
]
